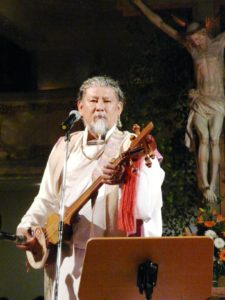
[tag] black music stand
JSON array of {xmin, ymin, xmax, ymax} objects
[{"xmin": 78, "ymin": 236, "xmax": 213, "ymax": 300}]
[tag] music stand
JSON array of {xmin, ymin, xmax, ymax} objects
[{"xmin": 78, "ymin": 236, "xmax": 213, "ymax": 300}]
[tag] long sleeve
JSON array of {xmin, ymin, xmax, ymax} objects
[
  {"xmin": 17, "ymin": 144, "xmax": 63, "ymax": 229},
  {"xmin": 17, "ymin": 132, "xmax": 82, "ymax": 229}
]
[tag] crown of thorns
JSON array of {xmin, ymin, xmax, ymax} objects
[{"xmin": 172, "ymin": 14, "xmax": 219, "ymax": 35}]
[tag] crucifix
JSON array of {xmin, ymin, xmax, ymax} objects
[{"xmin": 118, "ymin": 0, "xmax": 225, "ymax": 208}]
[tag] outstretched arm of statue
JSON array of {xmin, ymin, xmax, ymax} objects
[
  {"xmin": 131, "ymin": 0, "xmax": 182, "ymax": 43},
  {"xmin": 217, "ymin": 30, "xmax": 225, "ymax": 47}
]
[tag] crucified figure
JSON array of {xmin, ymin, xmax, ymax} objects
[{"xmin": 132, "ymin": 0, "xmax": 225, "ymax": 202}]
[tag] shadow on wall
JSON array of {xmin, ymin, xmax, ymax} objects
[{"xmin": 0, "ymin": 89, "xmax": 80, "ymax": 178}]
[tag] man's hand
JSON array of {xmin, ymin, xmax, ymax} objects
[
  {"xmin": 102, "ymin": 161, "xmax": 125, "ymax": 185},
  {"xmin": 16, "ymin": 227, "xmax": 37, "ymax": 252}
]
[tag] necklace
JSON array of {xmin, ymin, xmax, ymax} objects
[{"xmin": 81, "ymin": 138, "xmax": 105, "ymax": 161}]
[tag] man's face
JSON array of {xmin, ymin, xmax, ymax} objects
[
  {"xmin": 188, "ymin": 31, "xmax": 207, "ymax": 49},
  {"xmin": 77, "ymin": 86, "xmax": 123, "ymax": 137}
]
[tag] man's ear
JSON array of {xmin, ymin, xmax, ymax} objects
[
  {"xmin": 118, "ymin": 101, "xmax": 123, "ymax": 115},
  {"xmin": 77, "ymin": 100, "xmax": 83, "ymax": 115}
]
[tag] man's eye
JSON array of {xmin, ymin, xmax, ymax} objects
[
  {"xmin": 90, "ymin": 99, "xmax": 97, "ymax": 103},
  {"xmin": 104, "ymin": 100, "xmax": 111, "ymax": 103}
]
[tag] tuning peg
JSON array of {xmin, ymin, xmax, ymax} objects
[
  {"xmin": 129, "ymin": 158, "xmax": 134, "ymax": 167},
  {"xmin": 145, "ymin": 155, "xmax": 152, "ymax": 168},
  {"xmin": 128, "ymin": 158, "xmax": 138, "ymax": 174},
  {"xmin": 130, "ymin": 135, "xmax": 136, "ymax": 141},
  {"xmin": 132, "ymin": 124, "xmax": 141, "ymax": 135},
  {"xmin": 131, "ymin": 167, "xmax": 138, "ymax": 174}
]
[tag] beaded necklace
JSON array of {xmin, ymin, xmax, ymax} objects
[{"xmin": 81, "ymin": 138, "xmax": 105, "ymax": 161}]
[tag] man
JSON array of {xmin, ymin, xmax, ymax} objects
[
  {"xmin": 16, "ymin": 76, "xmax": 164, "ymax": 299},
  {"xmin": 132, "ymin": 0, "xmax": 225, "ymax": 202}
]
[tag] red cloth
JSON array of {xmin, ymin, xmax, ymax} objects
[
  {"xmin": 117, "ymin": 159, "xmax": 141, "ymax": 233},
  {"xmin": 117, "ymin": 134, "xmax": 162, "ymax": 233},
  {"xmin": 128, "ymin": 219, "xmax": 143, "ymax": 237}
]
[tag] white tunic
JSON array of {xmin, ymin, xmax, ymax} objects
[{"xmin": 18, "ymin": 126, "xmax": 165, "ymax": 300}]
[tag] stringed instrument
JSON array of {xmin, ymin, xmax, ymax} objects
[{"xmin": 3, "ymin": 122, "xmax": 156, "ymax": 269}]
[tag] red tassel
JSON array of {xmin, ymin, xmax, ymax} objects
[{"xmin": 118, "ymin": 159, "xmax": 141, "ymax": 233}]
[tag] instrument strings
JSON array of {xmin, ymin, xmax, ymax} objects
[{"xmin": 44, "ymin": 176, "xmax": 103, "ymax": 242}]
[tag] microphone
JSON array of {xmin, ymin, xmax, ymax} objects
[{"xmin": 61, "ymin": 110, "xmax": 81, "ymax": 131}]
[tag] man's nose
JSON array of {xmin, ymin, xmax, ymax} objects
[{"xmin": 96, "ymin": 100, "xmax": 105, "ymax": 111}]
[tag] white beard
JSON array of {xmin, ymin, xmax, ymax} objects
[{"xmin": 90, "ymin": 118, "xmax": 108, "ymax": 138}]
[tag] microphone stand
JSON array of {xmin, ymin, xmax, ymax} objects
[{"xmin": 51, "ymin": 130, "xmax": 71, "ymax": 300}]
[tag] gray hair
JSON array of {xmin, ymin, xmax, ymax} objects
[{"xmin": 77, "ymin": 76, "xmax": 125, "ymax": 103}]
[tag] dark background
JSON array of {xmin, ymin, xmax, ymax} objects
[{"xmin": 0, "ymin": 1, "xmax": 224, "ymax": 299}]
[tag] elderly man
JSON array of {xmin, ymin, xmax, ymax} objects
[
  {"xmin": 132, "ymin": 0, "xmax": 225, "ymax": 202},
  {"xmin": 16, "ymin": 76, "xmax": 164, "ymax": 300}
]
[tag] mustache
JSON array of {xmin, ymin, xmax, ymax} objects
[{"xmin": 94, "ymin": 113, "xmax": 107, "ymax": 120}]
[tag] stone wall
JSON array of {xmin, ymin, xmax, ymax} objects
[{"xmin": 0, "ymin": 89, "xmax": 82, "ymax": 178}]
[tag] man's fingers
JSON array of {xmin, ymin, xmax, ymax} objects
[
  {"xmin": 101, "ymin": 162, "xmax": 125, "ymax": 185},
  {"xmin": 103, "ymin": 162, "xmax": 117, "ymax": 171},
  {"xmin": 16, "ymin": 230, "xmax": 37, "ymax": 252},
  {"xmin": 103, "ymin": 165, "xmax": 124, "ymax": 177},
  {"xmin": 16, "ymin": 244, "xmax": 29, "ymax": 251}
]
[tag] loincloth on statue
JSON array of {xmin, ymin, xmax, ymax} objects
[{"xmin": 185, "ymin": 92, "xmax": 225, "ymax": 151}]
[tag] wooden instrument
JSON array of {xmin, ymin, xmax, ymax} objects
[{"xmin": 24, "ymin": 122, "xmax": 156, "ymax": 269}]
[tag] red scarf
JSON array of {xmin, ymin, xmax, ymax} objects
[{"xmin": 117, "ymin": 159, "xmax": 141, "ymax": 233}]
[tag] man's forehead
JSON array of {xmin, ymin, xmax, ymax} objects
[{"xmin": 84, "ymin": 86, "xmax": 117, "ymax": 98}]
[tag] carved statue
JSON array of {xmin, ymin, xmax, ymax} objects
[{"xmin": 132, "ymin": 0, "xmax": 225, "ymax": 202}]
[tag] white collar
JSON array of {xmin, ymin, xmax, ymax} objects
[{"xmin": 82, "ymin": 125, "xmax": 117, "ymax": 146}]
